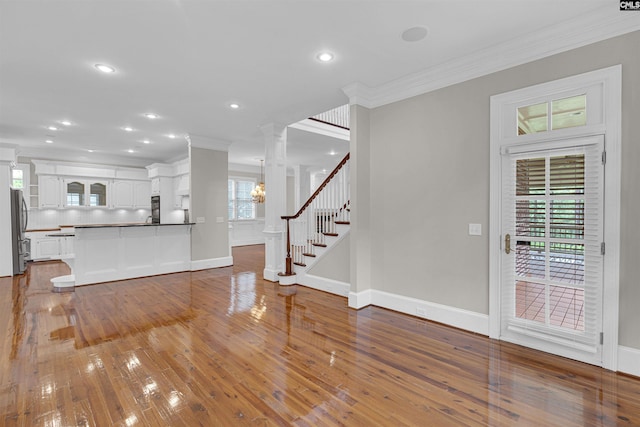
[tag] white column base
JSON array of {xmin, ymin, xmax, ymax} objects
[
  {"xmin": 277, "ymin": 273, "xmax": 297, "ymax": 285},
  {"xmin": 263, "ymin": 229, "xmax": 284, "ymax": 282},
  {"xmin": 263, "ymin": 268, "xmax": 280, "ymax": 282}
]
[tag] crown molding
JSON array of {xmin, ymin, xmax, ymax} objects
[
  {"xmin": 186, "ymin": 134, "xmax": 232, "ymax": 152},
  {"xmin": 343, "ymin": 6, "xmax": 640, "ymax": 109}
]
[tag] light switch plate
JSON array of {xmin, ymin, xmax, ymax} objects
[
  {"xmin": 468, "ymin": 223, "xmax": 482, "ymax": 236},
  {"xmin": 196, "ymin": 217, "xmax": 205, "ymax": 223},
  {"xmin": 216, "ymin": 217, "xmax": 224, "ymax": 223}
]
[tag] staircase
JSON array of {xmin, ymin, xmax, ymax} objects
[{"xmin": 280, "ymin": 153, "xmax": 350, "ymax": 290}]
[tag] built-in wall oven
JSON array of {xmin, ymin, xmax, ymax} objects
[{"xmin": 151, "ymin": 195, "xmax": 160, "ymax": 224}]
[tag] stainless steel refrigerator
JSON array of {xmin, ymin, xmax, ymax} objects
[{"xmin": 10, "ymin": 189, "xmax": 29, "ymax": 275}]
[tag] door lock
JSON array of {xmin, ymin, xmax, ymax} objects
[{"xmin": 505, "ymin": 233, "xmax": 511, "ymax": 254}]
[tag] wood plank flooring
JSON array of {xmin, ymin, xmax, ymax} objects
[{"xmin": 1, "ymin": 245, "xmax": 640, "ymax": 426}]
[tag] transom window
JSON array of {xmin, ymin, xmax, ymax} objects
[
  {"xmin": 518, "ymin": 94, "xmax": 586, "ymax": 135},
  {"xmin": 228, "ymin": 178, "xmax": 256, "ymax": 220}
]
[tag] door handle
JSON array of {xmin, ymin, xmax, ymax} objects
[{"xmin": 505, "ymin": 233, "xmax": 511, "ymax": 254}]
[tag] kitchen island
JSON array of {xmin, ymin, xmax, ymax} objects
[{"xmin": 55, "ymin": 223, "xmax": 193, "ymax": 289}]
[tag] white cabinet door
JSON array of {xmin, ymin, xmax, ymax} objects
[
  {"xmin": 60, "ymin": 236, "xmax": 75, "ymax": 256},
  {"xmin": 174, "ymin": 174, "xmax": 189, "ymax": 196},
  {"xmin": 39, "ymin": 176, "xmax": 61, "ymax": 208},
  {"xmin": 38, "ymin": 238, "xmax": 60, "ymax": 259},
  {"xmin": 133, "ymin": 181, "xmax": 151, "ymax": 208},
  {"xmin": 151, "ymin": 178, "xmax": 160, "ymax": 195},
  {"xmin": 112, "ymin": 180, "xmax": 134, "ymax": 208}
]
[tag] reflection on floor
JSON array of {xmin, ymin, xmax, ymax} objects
[{"xmin": 1, "ymin": 245, "xmax": 639, "ymax": 426}]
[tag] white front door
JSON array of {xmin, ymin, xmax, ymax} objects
[{"xmin": 500, "ymin": 136, "xmax": 604, "ymax": 366}]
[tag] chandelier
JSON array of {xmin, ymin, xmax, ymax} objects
[{"xmin": 251, "ymin": 160, "xmax": 266, "ymax": 203}]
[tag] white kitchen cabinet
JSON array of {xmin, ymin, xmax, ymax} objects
[
  {"xmin": 133, "ymin": 181, "xmax": 151, "ymax": 208},
  {"xmin": 111, "ymin": 180, "xmax": 151, "ymax": 208},
  {"xmin": 111, "ymin": 180, "xmax": 134, "ymax": 207},
  {"xmin": 63, "ymin": 179, "xmax": 109, "ymax": 208},
  {"xmin": 60, "ymin": 236, "xmax": 75, "ymax": 256},
  {"xmin": 174, "ymin": 174, "xmax": 189, "ymax": 196},
  {"xmin": 151, "ymin": 178, "xmax": 160, "ymax": 195},
  {"xmin": 26, "ymin": 231, "xmax": 61, "ymax": 260},
  {"xmin": 38, "ymin": 175, "xmax": 62, "ymax": 208}
]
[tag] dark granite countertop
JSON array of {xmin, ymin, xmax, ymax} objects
[{"xmin": 74, "ymin": 223, "xmax": 195, "ymax": 229}]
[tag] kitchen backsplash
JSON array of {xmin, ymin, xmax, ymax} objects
[{"xmin": 27, "ymin": 208, "xmax": 151, "ymax": 229}]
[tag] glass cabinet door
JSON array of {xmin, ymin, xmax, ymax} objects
[
  {"xmin": 89, "ymin": 182, "xmax": 107, "ymax": 206},
  {"xmin": 66, "ymin": 181, "xmax": 85, "ymax": 206}
]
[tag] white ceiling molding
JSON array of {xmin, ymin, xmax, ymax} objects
[
  {"xmin": 186, "ymin": 134, "xmax": 232, "ymax": 152},
  {"xmin": 343, "ymin": 6, "xmax": 640, "ymax": 109}
]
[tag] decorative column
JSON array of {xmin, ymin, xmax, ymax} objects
[{"xmin": 261, "ymin": 123, "xmax": 288, "ymax": 282}]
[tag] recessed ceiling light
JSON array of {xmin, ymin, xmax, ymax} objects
[
  {"xmin": 142, "ymin": 139, "xmax": 150, "ymax": 144},
  {"xmin": 60, "ymin": 120, "xmax": 72, "ymax": 126},
  {"xmin": 127, "ymin": 149, "xmax": 135, "ymax": 153},
  {"xmin": 168, "ymin": 134, "xmax": 176, "ymax": 139},
  {"xmin": 144, "ymin": 113, "xmax": 158, "ymax": 119},
  {"xmin": 317, "ymin": 52, "xmax": 334, "ymax": 62},
  {"xmin": 329, "ymin": 150, "xmax": 337, "ymax": 156},
  {"xmin": 123, "ymin": 126, "xmax": 134, "ymax": 132},
  {"xmin": 48, "ymin": 126, "xmax": 58, "ymax": 131},
  {"xmin": 95, "ymin": 63, "xmax": 116, "ymax": 73},
  {"xmin": 401, "ymin": 26, "xmax": 428, "ymax": 42},
  {"xmin": 87, "ymin": 149, "xmax": 95, "ymax": 153},
  {"xmin": 45, "ymin": 139, "xmax": 53, "ymax": 144},
  {"xmin": 229, "ymin": 103, "xmax": 240, "ymax": 109}
]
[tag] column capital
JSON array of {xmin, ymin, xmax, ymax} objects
[{"xmin": 260, "ymin": 122, "xmax": 288, "ymax": 139}]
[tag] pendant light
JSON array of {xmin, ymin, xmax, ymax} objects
[{"xmin": 251, "ymin": 160, "xmax": 266, "ymax": 203}]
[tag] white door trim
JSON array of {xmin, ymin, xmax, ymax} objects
[{"xmin": 489, "ymin": 65, "xmax": 621, "ymax": 370}]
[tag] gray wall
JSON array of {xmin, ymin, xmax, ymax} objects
[
  {"xmin": 361, "ymin": 31, "xmax": 640, "ymax": 348},
  {"xmin": 308, "ymin": 234, "xmax": 350, "ymax": 283},
  {"xmin": 190, "ymin": 146, "xmax": 229, "ymax": 261}
]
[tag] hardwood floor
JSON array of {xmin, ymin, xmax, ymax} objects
[{"xmin": 1, "ymin": 245, "xmax": 639, "ymax": 426}]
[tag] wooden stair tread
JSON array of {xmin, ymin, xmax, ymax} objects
[
  {"xmin": 302, "ymin": 253, "xmax": 316, "ymax": 258},
  {"xmin": 293, "ymin": 262, "xmax": 306, "ymax": 267},
  {"xmin": 323, "ymin": 232, "xmax": 339, "ymax": 237},
  {"xmin": 335, "ymin": 221, "xmax": 350, "ymax": 225},
  {"xmin": 312, "ymin": 243, "xmax": 327, "ymax": 247}
]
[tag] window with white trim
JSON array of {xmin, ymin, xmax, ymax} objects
[{"xmin": 228, "ymin": 178, "xmax": 256, "ymax": 220}]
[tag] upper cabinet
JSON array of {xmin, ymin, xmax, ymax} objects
[
  {"xmin": 63, "ymin": 179, "xmax": 109, "ymax": 208},
  {"xmin": 38, "ymin": 175, "xmax": 62, "ymax": 209},
  {"xmin": 32, "ymin": 160, "xmax": 152, "ymax": 210},
  {"xmin": 112, "ymin": 180, "xmax": 151, "ymax": 208}
]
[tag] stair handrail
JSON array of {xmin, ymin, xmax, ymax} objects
[
  {"xmin": 282, "ymin": 152, "xmax": 349, "ymax": 221},
  {"xmin": 280, "ymin": 152, "xmax": 350, "ymax": 277}
]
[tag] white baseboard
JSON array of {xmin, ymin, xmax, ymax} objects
[
  {"xmin": 191, "ymin": 256, "xmax": 233, "ymax": 271},
  {"xmin": 263, "ymin": 268, "xmax": 280, "ymax": 282},
  {"xmin": 348, "ymin": 289, "xmax": 373, "ymax": 309},
  {"xmin": 297, "ymin": 273, "xmax": 350, "ymax": 297},
  {"xmin": 348, "ymin": 289, "xmax": 488, "ymax": 335},
  {"xmin": 231, "ymin": 237, "xmax": 265, "ymax": 247},
  {"xmin": 618, "ymin": 346, "xmax": 640, "ymax": 377}
]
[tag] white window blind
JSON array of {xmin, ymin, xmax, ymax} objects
[{"xmin": 502, "ymin": 141, "xmax": 603, "ymax": 354}]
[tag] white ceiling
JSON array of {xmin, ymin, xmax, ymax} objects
[{"xmin": 0, "ymin": 0, "xmax": 619, "ymax": 172}]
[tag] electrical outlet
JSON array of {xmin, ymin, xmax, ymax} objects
[
  {"xmin": 416, "ymin": 307, "xmax": 427, "ymax": 317},
  {"xmin": 196, "ymin": 217, "xmax": 205, "ymax": 223}
]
